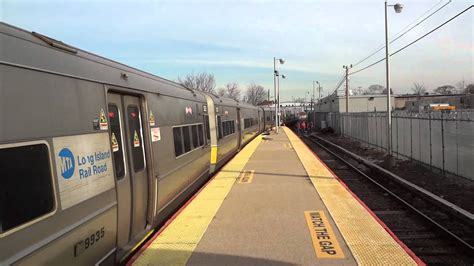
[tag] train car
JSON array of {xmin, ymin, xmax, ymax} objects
[
  {"xmin": 258, "ymin": 107, "xmax": 265, "ymax": 132},
  {"xmin": 262, "ymin": 107, "xmax": 276, "ymax": 130},
  {"xmin": 205, "ymin": 95, "xmax": 241, "ymax": 172},
  {"xmin": 0, "ymin": 23, "xmax": 263, "ymax": 265},
  {"xmin": 239, "ymin": 103, "xmax": 260, "ymax": 146}
]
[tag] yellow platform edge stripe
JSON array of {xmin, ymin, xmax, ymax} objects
[
  {"xmin": 284, "ymin": 127, "xmax": 419, "ymax": 266},
  {"xmin": 131, "ymin": 136, "xmax": 262, "ymax": 266}
]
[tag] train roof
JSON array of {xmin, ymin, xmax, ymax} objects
[
  {"xmin": 0, "ymin": 22, "xmax": 262, "ymax": 108},
  {"xmin": 206, "ymin": 93, "xmax": 259, "ymax": 110},
  {"xmin": 0, "ymin": 22, "xmax": 205, "ymax": 102}
]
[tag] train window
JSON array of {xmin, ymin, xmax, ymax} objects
[
  {"xmin": 191, "ymin": 125, "xmax": 199, "ymax": 148},
  {"xmin": 183, "ymin": 126, "xmax": 191, "ymax": 152},
  {"xmin": 198, "ymin": 124, "xmax": 204, "ymax": 146},
  {"xmin": 204, "ymin": 115, "xmax": 210, "ymax": 143},
  {"xmin": 0, "ymin": 143, "xmax": 54, "ymax": 233},
  {"xmin": 222, "ymin": 121, "xmax": 235, "ymax": 137},
  {"xmin": 244, "ymin": 118, "xmax": 255, "ymax": 129},
  {"xmin": 217, "ymin": 116, "xmax": 222, "ymax": 140},
  {"xmin": 223, "ymin": 121, "xmax": 228, "ymax": 136},
  {"xmin": 127, "ymin": 106, "xmax": 145, "ymax": 172},
  {"xmin": 244, "ymin": 118, "xmax": 249, "ymax": 129},
  {"xmin": 108, "ymin": 104, "xmax": 125, "ymax": 179},
  {"xmin": 173, "ymin": 127, "xmax": 184, "ymax": 156}
]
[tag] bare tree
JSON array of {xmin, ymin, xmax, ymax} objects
[
  {"xmin": 178, "ymin": 72, "xmax": 216, "ymax": 94},
  {"xmin": 465, "ymin": 84, "xmax": 474, "ymax": 94},
  {"xmin": 455, "ymin": 79, "xmax": 466, "ymax": 93},
  {"xmin": 411, "ymin": 82, "xmax": 427, "ymax": 95},
  {"xmin": 217, "ymin": 87, "xmax": 226, "ymax": 97},
  {"xmin": 382, "ymin": 88, "xmax": 394, "ymax": 94},
  {"xmin": 352, "ymin": 86, "xmax": 364, "ymax": 95},
  {"xmin": 293, "ymin": 97, "xmax": 306, "ymax": 103},
  {"xmin": 363, "ymin": 84, "xmax": 385, "ymax": 95},
  {"xmin": 227, "ymin": 82, "xmax": 241, "ymax": 101},
  {"xmin": 216, "ymin": 82, "xmax": 241, "ymax": 101},
  {"xmin": 434, "ymin": 85, "xmax": 456, "ymax": 95},
  {"xmin": 245, "ymin": 83, "xmax": 266, "ymax": 105}
]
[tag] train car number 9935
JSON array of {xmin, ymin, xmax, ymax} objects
[{"xmin": 74, "ymin": 227, "xmax": 105, "ymax": 257}]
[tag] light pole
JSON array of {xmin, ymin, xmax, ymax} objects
[
  {"xmin": 273, "ymin": 57, "xmax": 285, "ymax": 133},
  {"xmin": 343, "ymin": 64, "xmax": 352, "ymax": 113},
  {"xmin": 385, "ymin": 1, "xmax": 403, "ymax": 156},
  {"xmin": 277, "ymin": 73, "xmax": 286, "ymax": 128},
  {"xmin": 315, "ymin": 81, "xmax": 321, "ymax": 111},
  {"xmin": 314, "ymin": 81, "xmax": 321, "ymax": 126},
  {"xmin": 312, "ymin": 81, "xmax": 316, "ymax": 116}
]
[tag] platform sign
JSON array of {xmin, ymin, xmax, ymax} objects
[
  {"xmin": 151, "ymin": 127, "xmax": 161, "ymax": 142},
  {"xmin": 304, "ymin": 211, "xmax": 345, "ymax": 259},
  {"xmin": 99, "ymin": 108, "xmax": 108, "ymax": 130},
  {"xmin": 133, "ymin": 130, "xmax": 140, "ymax": 147},
  {"xmin": 53, "ymin": 133, "xmax": 115, "ymax": 210}
]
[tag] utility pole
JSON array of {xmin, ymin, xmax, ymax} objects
[
  {"xmin": 318, "ymin": 83, "xmax": 321, "ymax": 102},
  {"xmin": 343, "ymin": 64, "xmax": 352, "ymax": 113}
]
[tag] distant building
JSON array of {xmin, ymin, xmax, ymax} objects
[
  {"xmin": 314, "ymin": 94, "xmax": 395, "ymax": 113},
  {"xmin": 395, "ymin": 94, "xmax": 473, "ymax": 111}
]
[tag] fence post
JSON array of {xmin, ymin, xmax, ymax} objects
[
  {"xmin": 429, "ymin": 111, "xmax": 432, "ymax": 170},
  {"xmin": 441, "ymin": 111, "xmax": 445, "ymax": 175},
  {"xmin": 375, "ymin": 113, "xmax": 378, "ymax": 149},
  {"xmin": 456, "ymin": 115, "xmax": 459, "ymax": 175},
  {"xmin": 410, "ymin": 113, "xmax": 413, "ymax": 159},
  {"xmin": 366, "ymin": 113, "xmax": 369, "ymax": 145},
  {"xmin": 396, "ymin": 114, "xmax": 399, "ymax": 158}
]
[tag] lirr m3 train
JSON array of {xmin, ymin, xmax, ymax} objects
[{"xmin": 0, "ymin": 22, "xmax": 276, "ymax": 265}]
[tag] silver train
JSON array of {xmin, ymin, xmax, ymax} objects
[{"xmin": 0, "ymin": 23, "xmax": 277, "ymax": 265}]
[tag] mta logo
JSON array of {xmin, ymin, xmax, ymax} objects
[{"xmin": 59, "ymin": 148, "xmax": 75, "ymax": 179}]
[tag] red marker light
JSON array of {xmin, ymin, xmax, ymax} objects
[
  {"xmin": 131, "ymin": 112, "xmax": 137, "ymax": 118},
  {"xmin": 108, "ymin": 112, "xmax": 115, "ymax": 118}
]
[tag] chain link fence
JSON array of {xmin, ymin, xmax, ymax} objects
[{"xmin": 311, "ymin": 111, "xmax": 474, "ymax": 180}]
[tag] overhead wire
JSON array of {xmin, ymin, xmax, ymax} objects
[
  {"xmin": 352, "ymin": 0, "xmax": 451, "ymax": 68},
  {"xmin": 349, "ymin": 5, "xmax": 473, "ymax": 76},
  {"xmin": 334, "ymin": 73, "xmax": 346, "ymax": 91}
]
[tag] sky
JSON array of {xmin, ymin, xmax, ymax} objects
[{"xmin": 1, "ymin": 0, "xmax": 473, "ymax": 101}]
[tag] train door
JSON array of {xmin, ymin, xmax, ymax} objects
[
  {"xmin": 107, "ymin": 93, "xmax": 149, "ymax": 250},
  {"xmin": 237, "ymin": 108, "xmax": 242, "ymax": 148}
]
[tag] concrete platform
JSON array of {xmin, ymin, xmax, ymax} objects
[{"xmin": 128, "ymin": 127, "xmax": 422, "ymax": 266}]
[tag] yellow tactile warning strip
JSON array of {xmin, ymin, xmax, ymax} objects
[
  {"xmin": 284, "ymin": 127, "xmax": 419, "ymax": 265},
  {"xmin": 130, "ymin": 136, "xmax": 262, "ymax": 265},
  {"xmin": 304, "ymin": 211, "xmax": 345, "ymax": 259},
  {"xmin": 238, "ymin": 170, "xmax": 254, "ymax": 183}
]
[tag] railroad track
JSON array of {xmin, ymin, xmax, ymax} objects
[{"xmin": 302, "ymin": 134, "xmax": 474, "ymax": 265}]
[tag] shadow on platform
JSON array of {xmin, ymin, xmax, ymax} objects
[{"xmin": 129, "ymin": 249, "xmax": 298, "ymax": 266}]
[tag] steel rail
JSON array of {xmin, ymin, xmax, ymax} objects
[{"xmin": 303, "ymin": 135, "xmax": 473, "ymax": 252}]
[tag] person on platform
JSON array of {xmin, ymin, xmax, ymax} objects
[{"xmin": 301, "ymin": 120, "xmax": 307, "ymax": 134}]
